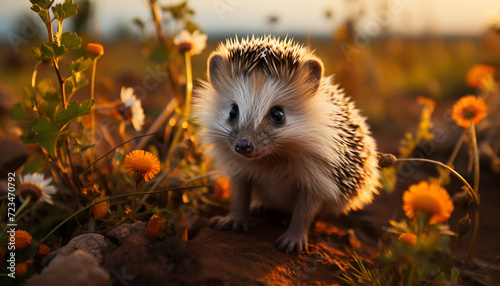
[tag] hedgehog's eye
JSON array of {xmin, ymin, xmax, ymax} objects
[
  {"xmin": 229, "ymin": 104, "xmax": 239, "ymax": 122},
  {"xmin": 270, "ymin": 106, "xmax": 285, "ymax": 124}
]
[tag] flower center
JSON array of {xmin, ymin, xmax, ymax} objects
[
  {"xmin": 129, "ymin": 158, "xmax": 155, "ymax": 174},
  {"xmin": 462, "ymin": 106, "xmax": 477, "ymax": 119},
  {"xmin": 116, "ymin": 103, "xmax": 132, "ymax": 120},
  {"xmin": 19, "ymin": 183, "xmax": 42, "ymax": 202},
  {"xmin": 412, "ymin": 194, "xmax": 441, "ymax": 215},
  {"xmin": 177, "ymin": 42, "xmax": 193, "ymax": 52}
]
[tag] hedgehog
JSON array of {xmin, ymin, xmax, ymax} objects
[{"xmin": 192, "ymin": 36, "xmax": 380, "ymax": 253}]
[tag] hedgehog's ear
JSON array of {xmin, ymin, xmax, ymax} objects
[
  {"xmin": 301, "ymin": 59, "xmax": 323, "ymax": 96},
  {"xmin": 208, "ymin": 54, "xmax": 228, "ymax": 92}
]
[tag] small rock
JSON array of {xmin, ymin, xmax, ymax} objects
[
  {"xmin": 42, "ymin": 233, "xmax": 107, "ymax": 266},
  {"xmin": 26, "ymin": 251, "xmax": 109, "ymax": 286},
  {"xmin": 106, "ymin": 221, "xmax": 149, "ymax": 247},
  {"xmin": 0, "ymin": 138, "xmax": 28, "ymax": 178}
]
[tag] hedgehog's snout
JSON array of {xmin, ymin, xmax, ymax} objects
[{"xmin": 235, "ymin": 139, "xmax": 254, "ymax": 156}]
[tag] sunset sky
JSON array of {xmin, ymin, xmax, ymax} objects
[{"xmin": 1, "ymin": 0, "xmax": 499, "ymax": 41}]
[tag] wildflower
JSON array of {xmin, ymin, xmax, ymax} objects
[
  {"xmin": 123, "ymin": 150, "xmax": 160, "ymax": 182},
  {"xmin": 466, "ymin": 64, "xmax": 495, "ymax": 88},
  {"xmin": 377, "ymin": 153, "xmax": 397, "ymax": 168},
  {"xmin": 147, "ymin": 214, "xmax": 167, "ymax": 238},
  {"xmin": 18, "ymin": 173, "xmax": 57, "ymax": 204},
  {"xmin": 91, "ymin": 192, "xmax": 109, "ymax": 220},
  {"xmin": 16, "ymin": 262, "xmax": 30, "ymax": 276},
  {"xmin": 87, "ymin": 43, "xmax": 104, "ymax": 56},
  {"xmin": 15, "ymin": 230, "xmax": 32, "ymax": 250},
  {"xmin": 451, "ymin": 95, "xmax": 487, "ymax": 128},
  {"xmin": 403, "ymin": 181, "xmax": 454, "ymax": 224},
  {"xmin": 174, "ymin": 30, "xmax": 207, "ymax": 55},
  {"xmin": 118, "ymin": 87, "xmax": 145, "ymax": 131},
  {"xmin": 398, "ymin": 233, "xmax": 417, "ymax": 247},
  {"xmin": 37, "ymin": 245, "xmax": 50, "ymax": 260},
  {"xmin": 213, "ymin": 177, "xmax": 231, "ymax": 200}
]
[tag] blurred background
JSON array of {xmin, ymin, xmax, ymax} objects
[{"xmin": 1, "ymin": 0, "xmax": 500, "ymax": 152}]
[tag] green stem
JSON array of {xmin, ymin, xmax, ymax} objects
[
  {"xmin": 34, "ymin": 185, "xmax": 205, "ymax": 251},
  {"xmin": 15, "ymin": 196, "xmax": 31, "ymax": 221},
  {"xmin": 89, "ymin": 55, "xmax": 101, "ymax": 165},
  {"xmin": 183, "ymin": 51, "xmax": 193, "ymax": 120},
  {"xmin": 459, "ymin": 122, "xmax": 481, "ymax": 278},
  {"xmin": 407, "ymin": 264, "xmax": 416, "ymax": 286},
  {"xmin": 31, "ymin": 61, "xmax": 42, "ymax": 117}
]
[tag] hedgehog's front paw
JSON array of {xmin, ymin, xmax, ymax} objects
[
  {"xmin": 213, "ymin": 215, "xmax": 248, "ymax": 232},
  {"xmin": 275, "ymin": 229, "xmax": 308, "ymax": 254}
]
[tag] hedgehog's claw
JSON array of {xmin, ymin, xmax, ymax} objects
[
  {"xmin": 275, "ymin": 230, "xmax": 308, "ymax": 254},
  {"xmin": 213, "ymin": 215, "xmax": 248, "ymax": 233}
]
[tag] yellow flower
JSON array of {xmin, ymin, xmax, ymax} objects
[
  {"xmin": 403, "ymin": 181, "xmax": 454, "ymax": 224},
  {"xmin": 123, "ymin": 150, "xmax": 160, "ymax": 182},
  {"xmin": 147, "ymin": 214, "xmax": 167, "ymax": 238},
  {"xmin": 451, "ymin": 95, "xmax": 487, "ymax": 128},
  {"xmin": 15, "ymin": 230, "xmax": 32, "ymax": 250},
  {"xmin": 466, "ymin": 64, "xmax": 495, "ymax": 88},
  {"xmin": 37, "ymin": 245, "xmax": 50, "ymax": 260},
  {"xmin": 18, "ymin": 173, "xmax": 57, "ymax": 204},
  {"xmin": 87, "ymin": 43, "xmax": 104, "ymax": 56},
  {"xmin": 398, "ymin": 233, "xmax": 417, "ymax": 247},
  {"xmin": 174, "ymin": 30, "xmax": 208, "ymax": 55},
  {"xmin": 91, "ymin": 192, "xmax": 109, "ymax": 220}
]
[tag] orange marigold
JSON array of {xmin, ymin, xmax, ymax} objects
[
  {"xmin": 15, "ymin": 261, "xmax": 32, "ymax": 276},
  {"xmin": 451, "ymin": 95, "xmax": 487, "ymax": 128},
  {"xmin": 403, "ymin": 181, "xmax": 454, "ymax": 224},
  {"xmin": 466, "ymin": 64, "xmax": 495, "ymax": 88},
  {"xmin": 37, "ymin": 244, "xmax": 50, "ymax": 260},
  {"xmin": 15, "ymin": 230, "xmax": 32, "ymax": 250},
  {"xmin": 123, "ymin": 150, "xmax": 160, "ymax": 182},
  {"xmin": 91, "ymin": 192, "xmax": 109, "ymax": 220},
  {"xmin": 87, "ymin": 43, "xmax": 104, "ymax": 56},
  {"xmin": 398, "ymin": 233, "xmax": 417, "ymax": 247},
  {"xmin": 147, "ymin": 214, "xmax": 167, "ymax": 238}
]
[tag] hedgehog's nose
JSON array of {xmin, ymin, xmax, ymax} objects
[{"xmin": 235, "ymin": 139, "xmax": 253, "ymax": 155}]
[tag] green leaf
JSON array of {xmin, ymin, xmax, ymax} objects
[
  {"xmin": 32, "ymin": 117, "xmax": 59, "ymax": 156},
  {"xmin": 52, "ymin": 0, "xmax": 78, "ymax": 21},
  {"xmin": 36, "ymin": 79, "xmax": 61, "ymax": 118},
  {"xmin": 451, "ymin": 267, "xmax": 459, "ymax": 281},
  {"xmin": 185, "ymin": 20, "xmax": 199, "ymax": 33},
  {"xmin": 20, "ymin": 129, "xmax": 37, "ymax": 144},
  {"xmin": 67, "ymin": 57, "xmax": 93, "ymax": 75},
  {"xmin": 30, "ymin": 2, "xmax": 52, "ymax": 27},
  {"xmin": 434, "ymin": 272, "xmax": 446, "ymax": 282},
  {"xmin": 30, "ymin": 47, "xmax": 42, "ymax": 62},
  {"xmin": 10, "ymin": 103, "xmax": 31, "ymax": 120},
  {"xmin": 30, "ymin": 0, "xmax": 54, "ymax": 10},
  {"xmin": 61, "ymin": 31, "xmax": 81, "ymax": 49},
  {"xmin": 55, "ymin": 99, "xmax": 95, "ymax": 128},
  {"xmin": 39, "ymin": 42, "xmax": 66, "ymax": 60},
  {"xmin": 21, "ymin": 159, "xmax": 46, "ymax": 176}
]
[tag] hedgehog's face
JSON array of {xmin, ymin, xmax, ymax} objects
[{"xmin": 202, "ymin": 53, "xmax": 324, "ymax": 161}]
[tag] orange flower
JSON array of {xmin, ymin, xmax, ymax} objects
[
  {"xmin": 123, "ymin": 150, "xmax": 160, "ymax": 182},
  {"xmin": 87, "ymin": 43, "xmax": 104, "ymax": 56},
  {"xmin": 213, "ymin": 177, "xmax": 231, "ymax": 200},
  {"xmin": 466, "ymin": 64, "xmax": 495, "ymax": 88},
  {"xmin": 451, "ymin": 95, "xmax": 487, "ymax": 128},
  {"xmin": 15, "ymin": 230, "xmax": 32, "ymax": 250},
  {"xmin": 37, "ymin": 245, "xmax": 50, "ymax": 260},
  {"xmin": 15, "ymin": 261, "xmax": 32, "ymax": 276},
  {"xmin": 403, "ymin": 181, "xmax": 454, "ymax": 224},
  {"xmin": 147, "ymin": 214, "xmax": 167, "ymax": 238},
  {"xmin": 398, "ymin": 233, "xmax": 417, "ymax": 247},
  {"xmin": 91, "ymin": 192, "xmax": 109, "ymax": 220}
]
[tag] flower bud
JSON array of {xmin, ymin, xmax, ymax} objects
[
  {"xmin": 457, "ymin": 215, "xmax": 471, "ymax": 238},
  {"xmin": 87, "ymin": 43, "xmax": 104, "ymax": 56},
  {"xmin": 377, "ymin": 153, "xmax": 397, "ymax": 168}
]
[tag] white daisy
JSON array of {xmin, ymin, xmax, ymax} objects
[
  {"xmin": 18, "ymin": 173, "xmax": 57, "ymax": 205},
  {"xmin": 120, "ymin": 87, "xmax": 145, "ymax": 131},
  {"xmin": 174, "ymin": 30, "xmax": 208, "ymax": 55}
]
